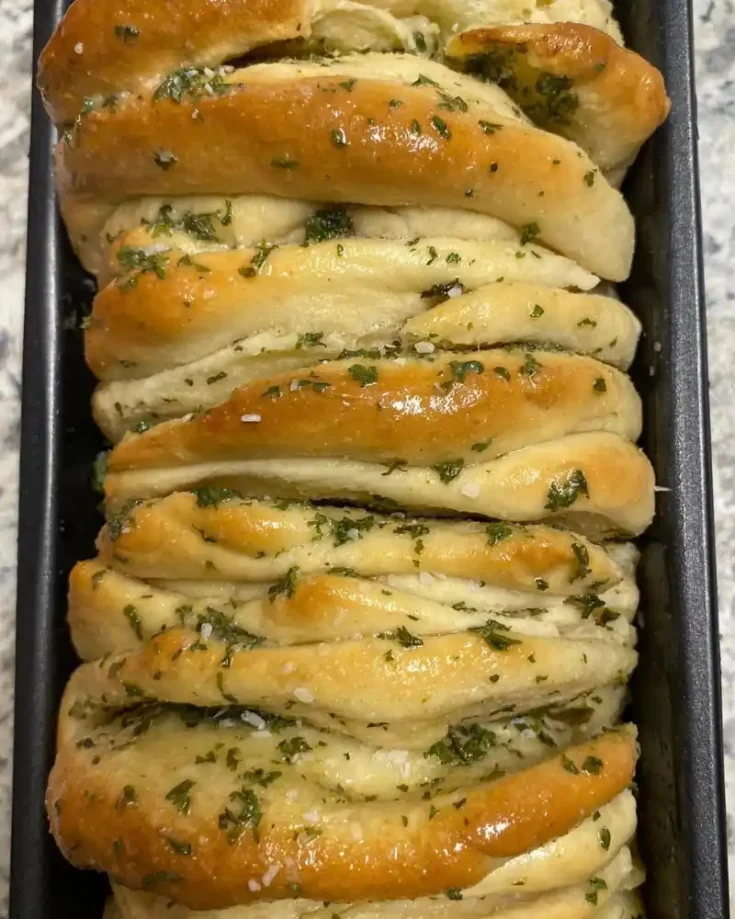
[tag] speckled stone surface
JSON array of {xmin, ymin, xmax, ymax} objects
[{"xmin": 0, "ymin": 0, "xmax": 734, "ymax": 915}]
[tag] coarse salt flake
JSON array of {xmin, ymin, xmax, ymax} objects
[
  {"xmin": 262, "ymin": 864, "xmax": 280, "ymax": 887},
  {"xmin": 294, "ymin": 687, "xmax": 314, "ymax": 703},
  {"xmin": 241, "ymin": 414, "xmax": 261, "ymax": 423},
  {"xmin": 74, "ymin": 42, "xmax": 84, "ymax": 54},
  {"xmin": 247, "ymin": 879, "xmax": 261, "ymax": 892},
  {"xmin": 199, "ymin": 622, "xmax": 213, "ymax": 640},
  {"xmin": 241, "ymin": 710, "xmax": 266, "ymax": 730},
  {"xmin": 282, "ymin": 661, "xmax": 296, "ymax": 674},
  {"xmin": 414, "ymin": 341, "xmax": 435, "ymax": 354},
  {"xmin": 302, "ymin": 810, "xmax": 320, "ymax": 823},
  {"xmin": 447, "ymin": 284, "xmax": 463, "ymax": 298},
  {"xmin": 418, "ymin": 571, "xmax": 433, "ymax": 586},
  {"xmin": 460, "ymin": 482, "xmax": 480, "ymax": 498}
]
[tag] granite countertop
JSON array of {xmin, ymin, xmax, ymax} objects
[{"xmin": 0, "ymin": 0, "xmax": 734, "ymax": 914}]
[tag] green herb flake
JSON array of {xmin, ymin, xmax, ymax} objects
[
  {"xmin": 446, "ymin": 888, "xmax": 463, "ymax": 900},
  {"xmin": 472, "ymin": 440, "xmax": 491, "ymax": 453},
  {"xmin": 545, "ymin": 469, "xmax": 589, "ymax": 511},
  {"xmin": 520, "ymin": 222, "xmax": 540, "ymax": 245},
  {"xmin": 599, "ymin": 826, "xmax": 611, "ymax": 850},
  {"xmin": 164, "ymin": 836, "xmax": 192, "ymax": 856},
  {"xmin": 378, "ymin": 626, "xmax": 424, "ymax": 649},
  {"xmin": 571, "ymin": 542, "xmax": 590, "ymax": 582},
  {"xmin": 431, "ymin": 115, "xmax": 451, "ymax": 139},
  {"xmin": 584, "ymin": 170, "xmax": 596, "ymax": 186},
  {"xmin": 123, "ymin": 604, "xmax": 143, "ymax": 640},
  {"xmin": 470, "ymin": 619, "xmax": 521, "ymax": 651},
  {"xmin": 421, "ymin": 279, "xmax": 465, "ymax": 299},
  {"xmin": 561, "ymin": 754, "xmax": 580, "ymax": 775},
  {"xmin": 585, "ymin": 877, "xmax": 608, "ymax": 905},
  {"xmin": 238, "ymin": 242, "xmax": 276, "ymax": 277},
  {"xmin": 278, "ymin": 736, "xmax": 312, "ymax": 763},
  {"xmin": 593, "ymin": 377, "xmax": 607, "ymax": 393},
  {"xmin": 304, "ymin": 206, "xmax": 354, "ymax": 244},
  {"xmin": 582, "ymin": 755, "xmax": 603, "ymax": 775},
  {"xmin": 191, "ymin": 486, "xmax": 241, "ymax": 507},
  {"xmin": 449, "ymin": 359, "xmax": 484, "ymax": 382},
  {"xmin": 486, "ymin": 522, "xmax": 513, "ymax": 545},
  {"xmin": 268, "ymin": 566, "xmax": 300, "ymax": 601},
  {"xmin": 530, "ymin": 303, "xmax": 544, "ymax": 318},
  {"xmin": 479, "ymin": 120, "xmax": 502, "ymax": 134},
  {"xmin": 432, "ymin": 459, "xmax": 464, "ymax": 483},
  {"xmin": 218, "ymin": 786, "xmax": 262, "ymax": 843},
  {"xmin": 494, "ymin": 366, "xmax": 511, "ymax": 380},
  {"xmin": 348, "ymin": 364, "xmax": 379, "ymax": 387},
  {"xmin": 426, "ymin": 722, "xmax": 497, "ymax": 765}
]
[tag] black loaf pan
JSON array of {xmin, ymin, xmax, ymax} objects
[{"xmin": 10, "ymin": 0, "xmax": 730, "ymax": 915}]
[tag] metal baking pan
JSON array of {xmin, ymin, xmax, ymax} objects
[{"xmin": 9, "ymin": 0, "xmax": 730, "ymax": 915}]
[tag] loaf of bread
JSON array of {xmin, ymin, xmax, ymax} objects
[{"xmin": 40, "ymin": 0, "xmax": 666, "ymax": 911}]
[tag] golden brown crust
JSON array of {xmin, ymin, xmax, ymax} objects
[
  {"xmin": 48, "ymin": 716, "xmax": 636, "ymax": 909},
  {"xmin": 38, "ymin": 0, "xmax": 308, "ymax": 125},
  {"xmin": 94, "ymin": 492, "xmax": 627, "ymax": 586},
  {"xmin": 58, "ymin": 622, "xmax": 637, "ymax": 743},
  {"xmin": 102, "ymin": 432, "xmax": 655, "ymax": 537},
  {"xmin": 86, "ymin": 239, "xmax": 597, "ymax": 381},
  {"xmin": 56, "ymin": 67, "xmax": 634, "ymax": 280},
  {"xmin": 445, "ymin": 23, "xmax": 670, "ymax": 173},
  {"xmin": 104, "ymin": 350, "xmax": 640, "ymax": 471},
  {"xmin": 69, "ymin": 550, "xmax": 638, "ymax": 661}
]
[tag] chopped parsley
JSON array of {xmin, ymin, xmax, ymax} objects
[
  {"xmin": 278, "ymin": 737, "xmax": 312, "ymax": 763},
  {"xmin": 191, "ymin": 486, "xmax": 241, "ymax": 507},
  {"xmin": 486, "ymin": 522, "xmax": 513, "ymax": 545},
  {"xmin": 470, "ymin": 619, "xmax": 521, "ymax": 651},
  {"xmin": 165, "ymin": 779, "xmax": 195, "ymax": 815},
  {"xmin": 218, "ymin": 786, "xmax": 262, "ymax": 843},
  {"xmin": 348, "ymin": 364, "xmax": 379, "ymax": 387},
  {"xmin": 304, "ymin": 206, "xmax": 353, "ymax": 244},
  {"xmin": 426, "ymin": 722, "xmax": 497, "ymax": 765},
  {"xmin": 420, "ymin": 279, "xmax": 465, "ymax": 299},
  {"xmin": 520, "ymin": 222, "xmax": 540, "ymax": 245},
  {"xmin": 123, "ymin": 604, "xmax": 143, "ymax": 640},
  {"xmin": 545, "ymin": 469, "xmax": 589, "ymax": 511},
  {"xmin": 431, "ymin": 115, "xmax": 451, "ymax": 139},
  {"xmin": 432, "ymin": 460, "xmax": 464, "ymax": 483},
  {"xmin": 238, "ymin": 242, "xmax": 276, "ymax": 277},
  {"xmin": 268, "ymin": 566, "xmax": 299, "ymax": 601},
  {"xmin": 449, "ymin": 360, "xmax": 484, "ymax": 382},
  {"xmin": 571, "ymin": 542, "xmax": 590, "ymax": 582},
  {"xmin": 378, "ymin": 626, "xmax": 423, "ymax": 648}
]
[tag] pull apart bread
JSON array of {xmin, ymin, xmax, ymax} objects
[{"xmin": 40, "ymin": 0, "xmax": 666, "ymax": 915}]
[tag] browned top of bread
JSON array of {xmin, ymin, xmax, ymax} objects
[
  {"xmin": 38, "ymin": 0, "xmax": 307, "ymax": 124},
  {"xmin": 56, "ymin": 65, "xmax": 634, "ymax": 280},
  {"xmin": 445, "ymin": 22, "xmax": 670, "ymax": 174},
  {"xmin": 104, "ymin": 350, "xmax": 640, "ymax": 471},
  {"xmin": 94, "ymin": 493, "xmax": 627, "ymax": 593},
  {"xmin": 48, "ymin": 713, "xmax": 636, "ymax": 909}
]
